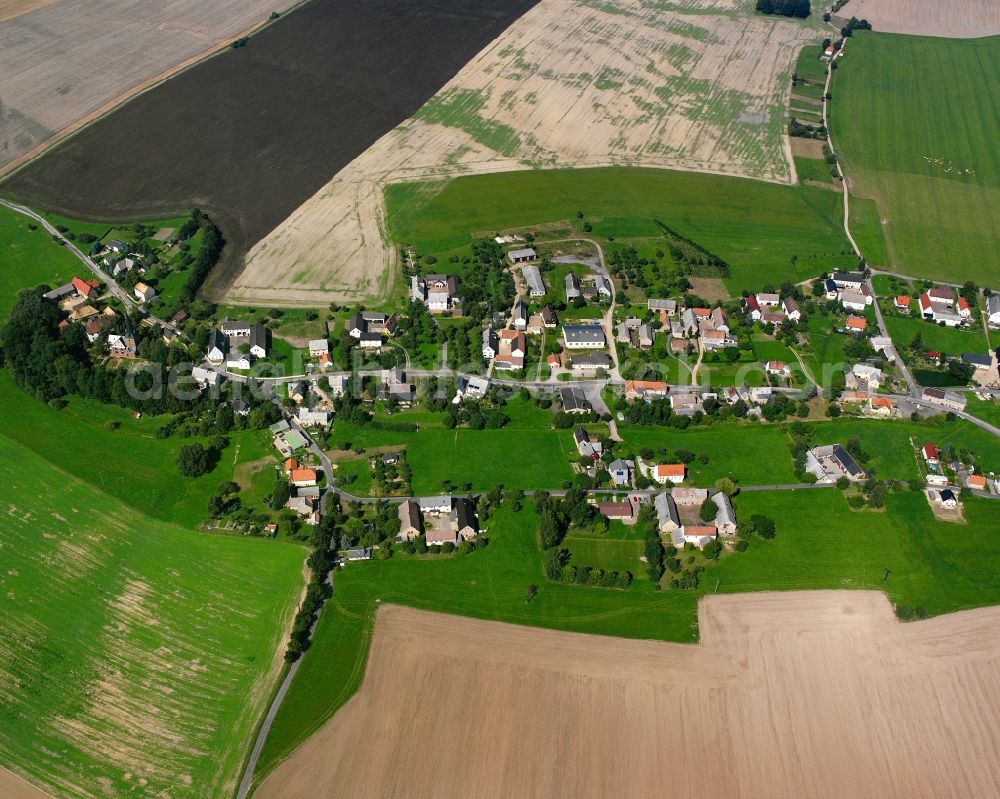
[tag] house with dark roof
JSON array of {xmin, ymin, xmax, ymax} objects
[
  {"xmin": 453, "ymin": 498, "xmax": 478, "ymax": 540},
  {"xmin": 397, "ymin": 500, "xmax": 422, "ymax": 541},
  {"xmin": 560, "ymin": 387, "xmax": 592, "ymax": 414},
  {"xmin": 805, "ymin": 444, "xmax": 865, "ymax": 482}
]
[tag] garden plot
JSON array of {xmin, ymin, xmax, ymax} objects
[{"xmin": 230, "ymin": 0, "xmax": 819, "ymax": 306}]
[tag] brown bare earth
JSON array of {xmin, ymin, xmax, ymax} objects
[
  {"xmin": 0, "ymin": 0, "xmax": 282, "ymax": 169},
  {"xmin": 0, "ymin": 768, "xmax": 53, "ymax": 799},
  {"xmin": 258, "ymin": 594, "xmax": 1000, "ymax": 799},
  {"xmin": 0, "ymin": 0, "xmax": 57, "ymax": 24},
  {"xmin": 790, "ymin": 137, "xmax": 826, "ymax": 158},
  {"xmin": 841, "ymin": 0, "xmax": 1000, "ymax": 38},
  {"xmin": 229, "ymin": 0, "xmax": 816, "ymax": 306}
]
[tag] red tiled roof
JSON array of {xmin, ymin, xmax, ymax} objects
[
  {"xmin": 922, "ymin": 443, "xmax": 939, "ymax": 459},
  {"xmin": 846, "ymin": 316, "xmax": 867, "ymax": 331},
  {"xmin": 289, "ymin": 468, "xmax": 316, "ymax": 483},
  {"xmin": 71, "ymin": 276, "xmax": 93, "ymax": 296},
  {"xmin": 655, "ymin": 464, "xmax": 685, "ymax": 477},
  {"xmin": 894, "ymin": 295, "xmax": 910, "ymax": 306}
]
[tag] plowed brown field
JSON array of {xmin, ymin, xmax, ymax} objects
[
  {"xmin": 257, "ymin": 593, "xmax": 1000, "ymax": 799},
  {"xmin": 840, "ymin": 0, "xmax": 1000, "ymax": 38}
]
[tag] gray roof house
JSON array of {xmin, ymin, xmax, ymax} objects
[
  {"xmin": 571, "ymin": 352, "xmax": 612, "ymax": 371},
  {"xmin": 397, "ymin": 500, "xmax": 422, "ymax": 541},
  {"xmin": 648, "ymin": 298, "xmax": 677, "ymax": 314},
  {"xmin": 607, "ymin": 458, "xmax": 634, "ymax": 487},
  {"xmin": 654, "ymin": 491, "xmax": 681, "ymax": 534},
  {"xmin": 711, "ymin": 492, "xmax": 737, "ymax": 536},
  {"xmin": 565, "ymin": 272, "xmax": 581, "ymax": 301},
  {"xmin": 522, "ymin": 265, "xmax": 546, "ymax": 297},
  {"xmin": 560, "ymin": 387, "xmax": 592, "ymax": 413},
  {"xmin": 418, "ymin": 495, "xmax": 452, "ymax": 514}
]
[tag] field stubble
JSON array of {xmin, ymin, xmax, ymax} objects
[
  {"xmin": 258, "ymin": 596, "xmax": 1000, "ymax": 798},
  {"xmin": 840, "ymin": 0, "xmax": 1000, "ymax": 38}
]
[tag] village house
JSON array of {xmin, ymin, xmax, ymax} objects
[
  {"xmin": 133, "ymin": 282, "xmax": 156, "ymax": 304},
  {"xmin": 987, "ymin": 295, "xmax": 1000, "ymax": 328},
  {"xmin": 411, "ymin": 274, "xmax": 460, "ymax": 312},
  {"xmin": 289, "ymin": 468, "xmax": 318, "ymax": 487},
  {"xmin": 781, "ymin": 297, "xmax": 801, "ymax": 321},
  {"xmin": 839, "ymin": 289, "xmax": 869, "ymax": 312},
  {"xmin": 541, "ymin": 306, "xmax": 558, "ymax": 328},
  {"xmin": 701, "ymin": 328, "xmax": 737, "ymax": 351},
  {"xmin": 190, "ymin": 366, "xmax": 223, "ymax": 390},
  {"xmin": 852, "ymin": 363, "xmax": 883, "ymax": 388},
  {"xmin": 207, "ymin": 330, "xmax": 228, "ymax": 363},
  {"xmin": 921, "ymin": 442, "xmax": 939, "ymax": 466},
  {"xmin": 929, "ymin": 488, "xmax": 958, "ymax": 510},
  {"xmin": 106, "ymin": 333, "xmax": 137, "ymax": 358},
  {"xmin": 966, "ymin": 474, "xmax": 988, "ymax": 492},
  {"xmin": 397, "ymin": 500, "xmax": 422, "ymax": 541},
  {"xmin": 760, "ymin": 311, "xmax": 786, "ymax": 327},
  {"xmin": 654, "ymin": 491, "xmax": 681, "ymax": 534},
  {"xmin": 571, "ymin": 353, "xmax": 612, "ymax": 373},
  {"xmin": 608, "ymin": 458, "xmax": 634, "ymax": 487},
  {"xmin": 511, "ymin": 298, "xmax": 529, "ymax": 330},
  {"xmin": 648, "ymin": 298, "xmax": 677, "ymax": 315},
  {"xmin": 868, "ymin": 396, "xmax": 895, "ymax": 416},
  {"xmin": 419, "ymin": 495, "xmax": 452, "ymax": 515},
  {"xmin": 573, "ymin": 426, "xmax": 602, "ymax": 460},
  {"xmin": 846, "ymin": 316, "xmax": 867, "ymax": 333},
  {"xmin": 918, "ymin": 293, "xmax": 963, "ymax": 327},
  {"xmin": 670, "ymin": 393, "xmax": 702, "ymax": 416},
  {"xmin": 757, "ymin": 293, "xmax": 781, "ymax": 307},
  {"xmin": 805, "ymin": 444, "xmax": 865, "ymax": 482},
  {"xmin": 560, "ymin": 386, "xmax": 592, "ymax": 414},
  {"xmin": 680, "ymin": 525, "xmax": 718, "ymax": 549},
  {"xmin": 672, "ymin": 487, "xmax": 709, "ymax": 506},
  {"xmin": 494, "ymin": 329, "xmax": 526, "ymax": 371},
  {"xmin": 309, "ymin": 339, "xmax": 329, "ymax": 358},
  {"xmin": 653, "ymin": 464, "xmax": 685, "ymax": 484},
  {"xmin": 624, "ymin": 380, "xmax": 668, "ymax": 402},
  {"xmin": 232, "ymin": 399, "xmax": 250, "ymax": 417},
  {"xmin": 482, "ymin": 326, "xmax": 498, "ymax": 360},
  {"xmin": 711, "ymin": 492, "xmax": 737, "ymax": 536},
  {"xmin": 598, "ymin": 501, "xmax": 634, "ymax": 522},
  {"xmin": 297, "ymin": 407, "xmax": 331, "ymax": 428},
  {"xmin": 893, "ymin": 295, "xmax": 911, "ymax": 311},
  {"xmin": 563, "ymin": 324, "xmax": 606, "ymax": 349},
  {"xmin": 453, "ymin": 498, "xmax": 479, "ymax": 540},
  {"xmin": 831, "ymin": 271, "xmax": 865, "ymax": 291},
  {"xmin": 957, "ymin": 297, "xmax": 971, "ymax": 318},
  {"xmin": 765, "ymin": 360, "xmax": 791, "ymax": 378},
  {"xmin": 962, "ymin": 353, "xmax": 993, "ymax": 372},
  {"xmin": 565, "ymin": 272, "xmax": 581, "ymax": 301},
  {"xmin": 743, "ymin": 295, "xmax": 762, "ymax": 321},
  {"xmin": 922, "ymin": 386, "xmax": 966, "ymax": 411}
]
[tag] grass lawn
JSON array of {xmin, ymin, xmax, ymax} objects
[
  {"xmin": 965, "ymin": 394, "xmax": 1000, "ymax": 428},
  {"xmin": 618, "ymin": 422, "xmax": 798, "ymax": 485},
  {"xmin": 332, "ymin": 399, "xmax": 577, "ymax": 494},
  {"xmin": 0, "ymin": 371, "xmax": 275, "ymax": 528},
  {"xmin": 0, "ymin": 440, "xmax": 304, "ymax": 799},
  {"xmin": 385, "ymin": 167, "xmax": 863, "ymax": 294},
  {"xmin": 880, "ymin": 302, "xmax": 989, "ymax": 355},
  {"xmin": 564, "ymin": 535, "xmax": 646, "ymax": 580},
  {"xmin": 794, "ymin": 45, "xmax": 829, "ymax": 83},
  {"xmin": 831, "ymin": 32, "xmax": 1000, "ymax": 283},
  {"xmin": 751, "ymin": 335, "xmax": 797, "ymax": 364},
  {"xmin": 0, "ymin": 204, "xmax": 86, "ymax": 317},
  {"xmin": 258, "ymin": 485, "xmax": 1000, "ymax": 785},
  {"xmin": 795, "ymin": 155, "xmax": 834, "ymax": 185}
]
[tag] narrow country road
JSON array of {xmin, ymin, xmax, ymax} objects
[{"xmin": 1, "ymin": 197, "xmax": 180, "ymax": 335}]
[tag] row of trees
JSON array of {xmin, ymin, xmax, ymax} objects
[{"xmin": 756, "ymin": 0, "xmax": 810, "ymax": 19}]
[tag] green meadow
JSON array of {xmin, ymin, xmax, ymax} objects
[
  {"xmin": 259, "ymin": 486, "xmax": 1000, "ymax": 783},
  {"xmin": 0, "ymin": 204, "xmax": 84, "ymax": 317},
  {"xmin": 0, "ymin": 372, "xmax": 274, "ymax": 528},
  {"xmin": 385, "ymin": 167, "xmax": 868, "ymax": 294},
  {"xmin": 880, "ymin": 301, "xmax": 990, "ymax": 355},
  {"xmin": 0, "ymin": 435, "xmax": 304, "ymax": 798},
  {"xmin": 831, "ymin": 32, "xmax": 1000, "ymax": 284}
]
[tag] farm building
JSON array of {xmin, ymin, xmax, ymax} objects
[
  {"xmin": 508, "ymin": 247, "xmax": 537, "ymax": 264},
  {"xmin": 522, "ymin": 265, "xmax": 546, "ymax": 297}
]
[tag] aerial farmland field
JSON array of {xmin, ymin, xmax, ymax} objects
[
  {"xmin": 830, "ymin": 32, "xmax": 1000, "ymax": 285},
  {"xmin": 255, "ymin": 489, "xmax": 1000, "ymax": 787},
  {"xmin": 384, "ymin": 167, "xmax": 863, "ymax": 293},
  {"xmin": 230, "ymin": 0, "xmax": 825, "ymax": 305},
  {"xmin": 0, "ymin": 440, "xmax": 305, "ymax": 798},
  {"xmin": 0, "ymin": 0, "xmax": 283, "ymax": 171},
  {"xmin": 0, "ymin": 0, "xmax": 538, "ymax": 291},
  {"xmin": 839, "ymin": 0, "xmax": 1000, "ymax": 39}
]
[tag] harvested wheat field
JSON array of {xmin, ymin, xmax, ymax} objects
[
  {"xmin": 0, "ymin": 0, "xmax": 281, "ymax": 170},
  {"xmin": 258, "ymin": 594, "xmax": 1000, "ymax": 799},
  {"xmin": 231, "ymin": 0, "xmax": 818, "ymax": 305},
  {"xmin": 840, "ymin": 0, "xmax": 1000, "ymax": 38}
]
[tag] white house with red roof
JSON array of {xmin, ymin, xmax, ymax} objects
[
  {"xmin": 921, "ymin": 442, "xmax": 939, "ymax": 465},
  {"xmin": 743, "ymin": 295, "xmax": 762, "ymax": 321},
  {"xmin": 653, "ymin": 464, "xmax": 685, "ymax": 485}
]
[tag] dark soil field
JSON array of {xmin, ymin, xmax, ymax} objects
[{"xmin": 0, "ymin": 0, "xmax": 537, "ymax": 296}]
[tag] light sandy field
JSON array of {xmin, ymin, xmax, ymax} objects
[
  {"xmin": 229, "ymin": 0, "xmax": 818, "ymax": 306},
  {"xmin": 840, "ymin": 0, "xmax": 1000, "ymax": 38},
  {"xmin": 0, "ymin": 768, "xmax": 53, "ymax": 799},
  {"xmin": 0, "ymin": 0, "xmax": 281, "ymax": 171},
  {"xmin": 258, "ymin": 593, "xmax": 1000, "ymax": 799}
]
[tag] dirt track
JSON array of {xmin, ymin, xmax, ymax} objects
[
  {"xmin": 841, "ymin": 0, "xmax": 1000, "ymax": 38},
  {"xmin": 257, "ymin": 593, "xmax": 1000, "ymax": 798},
  {"xmin": 230, "ymin": 0, "xmax": 815, "ymax": 306}
]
